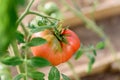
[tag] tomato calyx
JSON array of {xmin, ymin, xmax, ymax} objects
[{"xmin": 53, "ymin": 25, "xmax": 68, "ymax": 44}]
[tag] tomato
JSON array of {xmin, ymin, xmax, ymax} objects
[
  {"xmin": 43, "ymin": 2, "xmax": 59, "ymax": 15},
  {"xmin": 31, "ymin": 29, "xmax": 80, "ymax": 66}
]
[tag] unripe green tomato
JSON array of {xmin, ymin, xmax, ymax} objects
[{"xmin": 43, "ymin": 2, "xmax": 59, "ymax": 15}]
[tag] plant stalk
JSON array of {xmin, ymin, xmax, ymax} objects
[
  {"xmin": 20, "ymin": 23, "xmax": 28, "ymax": 36},
  {"xmin": 16, "ymin": 0, "xmax": 34, "ymax": 25},
  {"xmin": 11, "ymin": 40, "xmax": 25, "ymax": 74},
  {"xmin": 24, "ymin": 50, "xmax": 28, "ymax": 80},
  {"xmin": 28, "ymin": 10, "xmax": 59, "ymax": 20}
]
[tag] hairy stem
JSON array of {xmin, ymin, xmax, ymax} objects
[
  {"xmin": 20, "ymin": 23, "xmax": 28, "ymax": 36},
  {"xmin": 28, "ymin": 10, "xmax": 59, "ymax": 20},
  {"xmin": 11, "ymin": 40, "xmax": 25, "ymax": 74},
  {"xmin": 24, "ymin": 50, "xmax": 28, "ymax": 80},
  {"xmin": 11, "ymin": 40, "xmax": 21, "ymax": 57},
  {"xmin": 16, "ymin": 0, "xmax": 34, "ymax": 25}
]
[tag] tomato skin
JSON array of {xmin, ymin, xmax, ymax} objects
[{"xmin": 31, "ymin": 29, "xmax": 80, "ymax": 66}]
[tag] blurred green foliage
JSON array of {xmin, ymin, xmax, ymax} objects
[{"xmin": 0, "ymin": 0, "xmax": 24, "ymax": 54}]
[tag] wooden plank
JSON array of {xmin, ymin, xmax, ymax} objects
[{"xmin": 63, "ymin": 0, "xmax": 120, "ymax": 26}]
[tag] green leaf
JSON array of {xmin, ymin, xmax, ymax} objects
[
  {"xmin": 75, "ymin": 49, "xmax": 83, "ymax": 60},
  {"xmin": 96, "ymin": 41, "xmax": 105, "ymax": 49},
  {"xmin": 28, "ymin": 57, "xmax": 51, "ymax": 67},
  {"xmin": 1, "ymin": 56, "xmax": 23, "ymax": 66},
  {"xmin": 87, "ymin": 60, "xmax": 94, "ymax": 73},
  {"xmin": 26, "ymin": 37, "xmax": 46, "ymax": 47},
  {"xmin": 87, "ymin": 54, "xmax": 95, "ymax": 73},
  {"xmin": 16, "ymin": 31, "xmax": 25, "ymax": 43},
  {"xmin": 13, "ymin": 74, "xmax": 25, "ymax": 80},
  {"xmin": 0, "ymin": 0, "xmax": 18, "ymax": 53},
  {"xmin": 28, "ymin": 71, "xmax": 45, "ymax": 80},
  {"xmin": 48, "ymin": 66, "xmax": 60, "ymax": 80},
  {"xmin": 93, "ymin": 49, "xmax": 97, "ymax": 56},
  {"xmin": 62, "ymin": 74, "xmax": 70, "ymax": 80},
  {"xmin": 15, "ymin": 0, "xmax": 25, "ymax": 6},
  {"xmin": 87, "ymin": 54, "xmax": 95, "ymax": 64},
  {"xmin": 0, "ymin": 50, "xmax": 9, "ymax": 60}
]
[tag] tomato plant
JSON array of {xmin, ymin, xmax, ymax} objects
[
  {"xmin": 0, "ymin": 0, "xmax": 107, "ymax": 80},
  {"xmin": 31, "ymin": 29, "xmax": 80, "ymax": 65}
]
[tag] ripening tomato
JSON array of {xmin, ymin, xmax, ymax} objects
[{"xmin": 31, "ymin": 29, "xmax": 80, "ymax": 66}]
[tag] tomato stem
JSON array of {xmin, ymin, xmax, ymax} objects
[
  {"xmin": 16, "ymin": 0, "xmax": 59, "ymax": 26},
  {"xmin": 29, "ymin": 11, "xmax": 59, "ymax": 20},
  {"xmin": 53, "ymin": 26, "xmax": 68, "ymax": 44},
  {"xmin": 11, "ymin": 40, "xmax": 25, "ymax": 74},
  {"xmin": 16, "ymin": 0, "xmax": 34, "ymax": 25},
  {"xmin": 20, "ymin": 23, "xmax": 29, "ymax": 36},
  {"xmin": 24, "ymin": 49, "xmax": 28, "ymax": 80}
]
